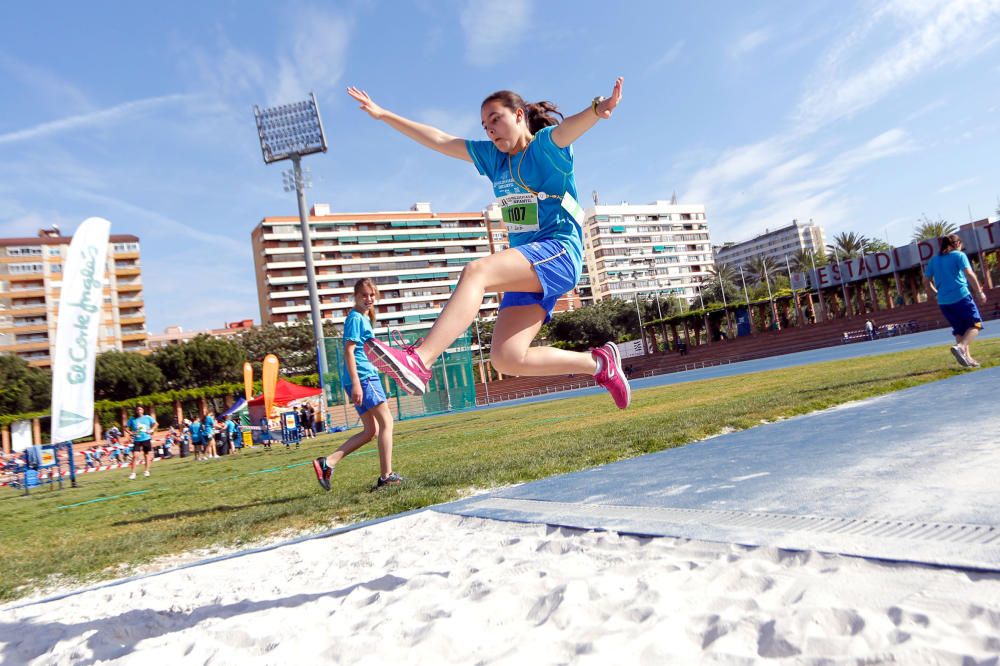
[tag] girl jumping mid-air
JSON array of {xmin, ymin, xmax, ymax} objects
[
  {"xmin": 313, "ymin": 278, "xmax": 402, "ymax": 491},
  {"xmin": 346, "ymin": 77, "xmax": 630, "ymax": 409}
]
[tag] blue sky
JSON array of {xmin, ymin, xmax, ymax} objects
[{"xmin": 2, "ymin": 0, "xmax": 999, "ymax": 333}]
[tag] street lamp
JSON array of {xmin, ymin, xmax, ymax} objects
[{"xmin": 253, "ymin": 93, "xmax": 331, "ymax": 409}]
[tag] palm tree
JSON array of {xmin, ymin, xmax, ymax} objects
[
  {"xmin": 744, "ymin": 255, "xmax": 777, "ymax": 287},
  {"xmin": 786, "ymin": 248, "xmax": 816, "ymax": 273},
  {"xmin": 705, "ymin": 261, "xmax": 738, "ymax": 285},
  {"xmin": 912, "ymin": 215, "xmax": 957, "ymax": 242},
  {"xmin": 826, "ymin": 232, "xmax": 868, "ymax": 259}
]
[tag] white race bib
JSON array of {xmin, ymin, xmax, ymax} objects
[{"xmin": 498, "ymin": 193, "xmax": 539, "ymax": 233}]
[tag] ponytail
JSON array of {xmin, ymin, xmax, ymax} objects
[
  {"xmin": 939, "ymin": 234, "xmax": 962, "ymax": 254},
  {"xmin": 352, "ymin": 278, "xmax": 379, "ymax": 326},
  {"xmin": 482, "ymin": 91, "xmax": 563, "ymax": 135}
]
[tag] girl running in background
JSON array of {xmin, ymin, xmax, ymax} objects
[
  {"xmin": 924, "ymin": 233, "xmax": 988, "ymax": 367},
  {"xmin": 347, "ymin": 77, "xmax": 631, "ymax": 410},
  {"xmin": 313, "ymin": 278, "xmax": 402, "ymax": 491}
]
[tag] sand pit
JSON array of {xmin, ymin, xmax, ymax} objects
[{"xmin": 2, "ymin": 511, "xmax": 999, "ymax": 665}]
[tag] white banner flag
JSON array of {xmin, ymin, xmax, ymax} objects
[{"xmin": 51, "ymin": 217, "xmax": 111, "ymax": 442}]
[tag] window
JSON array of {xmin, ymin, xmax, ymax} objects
[
  {"xmin": 7, "ymin": 247, "xmax": 42, "ymax": 257},
  {"xmin": 9, "ymin": 263, "xmax": 43, "ymax": 274}
]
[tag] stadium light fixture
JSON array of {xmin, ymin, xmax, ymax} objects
[{"xmin": 253, "ymin": 92, "xmax": 332, "ymax": 413}]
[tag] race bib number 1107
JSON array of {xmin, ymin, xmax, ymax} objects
[{"xmin": 498, "ymin": 193, "xmax": 539, "ymax": 233}]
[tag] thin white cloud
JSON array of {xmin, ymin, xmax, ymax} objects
[
  {"xmin": 692, "ymin": 128, "xmax": 916, "ymax": 244},
  {"xmin": 796, "ymin": 0, "xmax": 1000, "ymax": 129},
  {"xmin": 681, "ymin": 0, "xmax": 998, "ymax": 246},
  {"xmin": 271, "ymin": 9, "xmax": 351, "ymax": 105},
  {"xmin": 648, "ymin": 41, "xmax": 685, "ymax": 72},
  {"xmin": 0, "ymin": 55, "xmax": 92, "ymax": 113},
  {"xmin": 0, "ymin": 94, "xmax": 197, "ymax": 146},
  {"xmin": 730, "ymin": 28, "xmax": 773, "ymax": 59},
  {"xmin": 936, "ymin": 176, "xmax": 980, "ymax": 194},
  {"xmin": 66, "ymin": 190, "xmax": 247, "ymax": 254},
  {"xmin": 461, "ymin": 0, "xmax": 531, "ymax": 67},
  {"xmin": 179, "ymin": 8, "xmax": 352, "ymax": 107},
  {"xmin": 417, "ymin": 108, "xmax": 482, "ymax": 138}
]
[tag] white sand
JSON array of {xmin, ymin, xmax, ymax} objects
[{"xmin": 2, "ymin": 511, "xmax": 999, "ymax": 665}]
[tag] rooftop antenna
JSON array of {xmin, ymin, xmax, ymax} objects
[
  {"xmin": 670, "ymin": 191, "xmax": 677, "ymax": 205},
  {"xmin": 592, "ymin": 190, "xmax": 599, "ymax": 205}
]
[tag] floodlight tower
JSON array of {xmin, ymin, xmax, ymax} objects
[{"xmin": 253, "ymin": 93, "xmax": 331, "ymax": 407}]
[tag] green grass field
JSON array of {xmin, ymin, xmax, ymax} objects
[{"xmin": 1, "ymin": 341, "xmax": 996, "ymax": 602}]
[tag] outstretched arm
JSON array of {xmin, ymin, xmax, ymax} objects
[
  {"xmin": 551, "ymin": 77, "xmax": 623, "ymax": 149},
  {"xmin": 347, "ymin": 87, "xmax": 471, "ymax": 162}
]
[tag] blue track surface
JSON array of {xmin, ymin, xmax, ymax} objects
[{"xmin": 440, "ymin": 328, "xmax": 1000, "ymax": 571}]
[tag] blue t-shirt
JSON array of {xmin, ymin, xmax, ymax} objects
[
  {"xmin": 466, "ymin": 126, "xmax": 584, "ymax": 274},
  {"xmin": 341, "ymin": 309, "xmax": 379, "ymax": 388},
  {"xmin": 925, "ymin": 251, "xmax": 972, "ymax": 305},
  {"xmin": 226, "ymin": 420, "xmax": 237, "ymax": 434},
  {"xmin": 127, "ymin": 415, "xmax": 156, "ymax": 442},
  {"xmin": 189, "ymin": 421, "xmax": 203, "ymax": 442}
]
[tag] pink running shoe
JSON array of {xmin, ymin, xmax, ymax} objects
[
  {"xmin": 365, "ymin": 331, "xmax": 432, "ymax": 395},
  {"xmin": 591, "ymin": 342, "xmax": 631, "ymax": 409}
]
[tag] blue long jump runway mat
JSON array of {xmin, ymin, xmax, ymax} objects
[{"xmin": 438, "ymin": 365, "xmax": 1000, "ymax": 571}]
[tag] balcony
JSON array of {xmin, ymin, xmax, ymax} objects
[
  {"xmin": 8, "ymin": 272, "xmax": 45, "ymax": 282},
  {"xmin": 121, "ymin": 332, "xmax": 148, "ymax": 342},
  {"xmin": 119, "ymin": 314, "xmax": 145, "ymax": 325},
  {"xmin": 115, "ymin": 267, "xmax": 141, "ymax": 277},
  {"xmin": 118, "ymin": 299, "xmax": 144, "ymax": 310},
  {"xmin": 113, "ymin": 250, "xmax": 140, "ymax": 260},
  {"xmin": 116, "ymin": 282, "xmax": 143, "ymax": 292},
  {"xmin": 4, "ymin": 340, "xmax": 50, "ymax": 352}
]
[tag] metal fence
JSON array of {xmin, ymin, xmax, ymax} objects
[{"xmin": 323, "ymin": 327, "xmax": 476, "ymax": 428}]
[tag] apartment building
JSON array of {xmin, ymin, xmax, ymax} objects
[
  {"xmin": 582, "ymin": 201, "xmax": 712, "ymax": 304},
  {"xmin": 713, "ymin": 219, "xmax": 825, "ymax": 268},
  {"xmin": 252, "ymin": 203, "xmax": 501, "ymax": 334},
  {"xmin": 0, "ymin": 228, "xmax": 146, "ymax": 367},
  {"xmin": 147, "ymin": 319, "xmax": 255, "ymax": 350}
]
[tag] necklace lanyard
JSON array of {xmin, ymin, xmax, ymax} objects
[{"xmin": 507, "ymin": 137, "xmax": 562, "ymax": 201}]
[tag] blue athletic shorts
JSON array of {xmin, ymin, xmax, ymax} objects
[
  {"xmin": 940, "ymin": 295, "xmax": 983, "ymax": 337},
  {"xmin": 501, "ymin": 239, "xmax": 580, "ymax": 323},
  {"xmin": 345, "ymin": 376, "xmax": 387, "ymax": 417}
]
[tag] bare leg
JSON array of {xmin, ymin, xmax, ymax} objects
[
  {"xmin": 490, "ymin": 305, "xmax": 599, "ymax": 377},
  {"xmin": 958, "ymin": 327, "xmax": 980, "ymax": 361},
  {"xmin": 369, "ymin": 402, "xmax": 395, "ymax": 478},
  {"xmin": 325, "ymin": 412, "xmax": 378, "ymax": 467},
  {"xmin": 417, "ymin": 249, "xmax": 545, "ymax": 367}
]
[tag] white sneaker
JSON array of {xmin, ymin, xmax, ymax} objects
[
  {"xmin": 128, "ymin": 472, "xmax": 136, "ymax": 480},
  {"xmin": 950, "ymin": 345, "xmax": 971, "ymax": 367},
  {"xmin": 143, "ymin": 470, "xmax": 150, "ymax": 477}
]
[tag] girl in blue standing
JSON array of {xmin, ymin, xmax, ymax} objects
[
  {"xmin": 347, "ymin": 77, "xmax": 631, "ymax": 410},
  {"xmin": 313, "ymin": 278, "xmax": 402, "ymax": 491}
]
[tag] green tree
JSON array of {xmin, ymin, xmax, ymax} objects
[
  {"xmin": 237, "ymin": 320, "xmax": 338, "ymax": 376},
  {"xmin": 544, "ymin": 298, "xmax": 658, "ymax": 351},
  {"xmin": 152, "ymin": 335, "xmax": 245, "ymax": 390},
  {"xmin": 700, "ymin": 264, "xmax": 742, "ymax": 305},
  {"xmin": 0, "ymin": 355, "xmax": 51, "ymax": 415},
  {"xmin": 863, "ymin": 238, "xmax": 892, "ymax": 253},
  {"xmin": 912, "ymin": 214, "xmax": 957, "ymax": 242},
  {"xmin": 826, "ymin": 232, "xmax": 869, "ymax": 259},
  {"xmin": 94, "ymin": 351, "xmax": 165, "ymax": 401}
]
